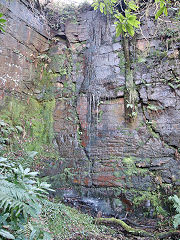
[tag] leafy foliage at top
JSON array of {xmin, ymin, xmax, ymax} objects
[
  {"xmin": 92, "ymin": 0, "xmax": 179, "ymax": 37},
  {"xmin": 92, "ymin": 0, "xmax": 140, "ymax": 36}
]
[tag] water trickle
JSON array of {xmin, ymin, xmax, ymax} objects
[{"xmin": 60, "ymin": 134, "xmax": 64, "ymax": 143}]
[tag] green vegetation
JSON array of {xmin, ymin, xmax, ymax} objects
[
  {"xmin": 92, "ymin": 0, "xmax": 178, "ymax": 37},
  {"xmin": 0, "ymin": 97, "xmax": 55, "ymax": 153},
  {"xmin": 0, "ymin": 13, "xmax": 6, "ymax": 32},
  {"xmin": 0, "ymin": 157, "xmax": 107, "ymax": 240},
  {"xmin": 92, "ymin": 0, "xmax": 179, "ymax": 122},
  {"xmin": 122, "ymin": 156, "xmax": 149, "ymax": 176},
  {"xmin": 50, "ymin": 52, "xmax": 72, "ymax": 76},
  {"xmin": 0, "ymin": 157, "xmax": 53, "ymax": 239},
  {"xmin": 92, "ymin": 0, "xmax": 140, "ymax": 37},
  {"xmin": 41, "ymin": 201, "xmax": 104, "ymax": 239},
  {"xmin": 47, "ymin": 1, "xmax": 78, "ymax": 26},
  {"xmin": 132, "ymin": 189, "xmax": 168, "ymax": 217},
  {"xmin": 118, "ymin": 51, "xmax": 125, "ymax": 74},
  {"xmin": 169, "ymin": 195, "xmax": 180, "ymax": 228}
]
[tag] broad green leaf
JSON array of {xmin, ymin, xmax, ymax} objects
[
  {"xmin": 29, "ymin": 228, "xmax": 37, "ymax": 240},
  {"xmin": 0, "ymin": 213, "xmax": 9, "ymax": 224},
  {"xmin": 27, "ymin": 151, "xmax": 38, "ymax": 159},
  {"xmin": 0, "ymin": 120, "xmax": 6, "ymax": 126},
  {"xmin": 28, "ymin": 171, "xmax": 39, "ymax": 177},
  {"xmin": 128, "ymin": 15, "xmax": 136, "ymax": 22},
  {"xmin": 122, "ymin": 24, "xmax": 127, "ymax": 32},
  {"xmin": 0, "ymin": 229, "xmax": 15, "ymax": 239},
  {"xmin": 0, "ymin": 26, "xmax": 5, "ymax": 32},
  {"xmin": 128, "ymin": 0, "xmax": 138, "ymax": 11},
  {"xmin": 0, "ymin": 19, "xmax": 6, "ymax": 23},
  {"xmin": 19, "ymin": 164, "xmax": 24, "ymax": 173},
  {"xmin": 155, "ymin": 7, "xmax": 165, "ymax": 19},
  {"xmin": 100, "ymin": 2, "xmax": 105, "ymax": 13},
  {"xmin": 125, "ymin": 9, "xmax": 131, "ymax": 17},
  {"xmin": 104, "ymin": 6, "xmax": 107, "ymax": 15},
  {"xmin": 94, "ymin": 5, "xmax": 99, "ymax": 10},
  {"xmin": 126, "ymin": 23, "xmax": 135, "ymax": 36},
  {"xmin": 116, "ymin": 24, "xmax": 122, "ymax": 37},
  {"xmin": 92, "ymin": 1, "xmax": 98, "ymax": 7},
  {"xmin": 115, "ymin": 13, "xmax": 125, "ymax": 22},
  {"xmin": 160, "ymin": 1, "xmax": 165, "ymax": 8},
  {"xmin": 0, "ymin": 157, "xmax": 7, "ymax": 162},
  {"xmin": 119, "ymin": 13, "xmax": 125, "ymax": 22},
  {"xmin": 173, "ymin": 214, "xmax": 180, "ymax": 228},
  {"xmin": 15, "ymin": 125, "xmax": 23, "ymax": 133},
  {"xmin": 164, "ymin": 7, "xmax": 168, "ymax": 16},
  {"xmin": 133, "ymin": 20, "xmax": 140, "ymax": 28},
  {"xmin": 43, "ymin": 231, "xmax": 52, "ymax": 240},
  {"xmin": 40, "ymin": 182, "xmax": 52, "ymax": 189},
  {"xmin": 24, "ymin": 168, "xmax": 30, "ymax": 175}
]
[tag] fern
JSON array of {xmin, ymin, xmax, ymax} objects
[
  {"xmin": 0, "ymin": 157, "xmax": 53, "ymax": 239},
  {"xmin": 0, "ymin": 180, "xmax": 41, "ymax": 219},
  {"xmin": 169, "ymin": 195, "xmax": 180, "ymax": 228},
  {"xmin": 0, "ymin": 229, "xmax": 15, "ymax": 239}
]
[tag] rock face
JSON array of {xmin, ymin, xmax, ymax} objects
[
  {"xmin": 0, "ymin": 0, "xmax": 50, "ymax": 95},
  {"xmin": 0, "ymin": 0, "xmax": 180, "ymax": 216}
]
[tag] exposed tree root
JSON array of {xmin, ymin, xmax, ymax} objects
[{"xmin": 95, "ymin": 217, "xmax": 180, "ymax": 239}]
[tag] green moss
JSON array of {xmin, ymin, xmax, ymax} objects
[
  {"xmin": 149, "ymin": 49, "xmax": 167, "ymax": 59},
  {"xmin": 75, "ymin": 61, "xmax": 82, "ymax": 72},
  {"xmin": 137, "ymin": 56, "xmax": 147, "ymax": 63},
  {"xmin": 147, "ymin": 125, "xmax": 159, "ymax": 139},
  {"xmin": 115, "ymin": 86, "xmax": 125, "ymax": 93},
  {"xmin": 118, "ymin": 51, "xmax": 125, "ymax": 74},
  {"xmin": 131, "ymin": 189, "xmax": 168, "ymax": 217},
  {"xmin": 0, "ymin": 96, "xmax": 55, "ymax": 152},
  {"xmin": 50, "ymin": 52, "xmax": 72, "ymax": 76},
  {"xmin": 122, "ymin": 156, "xmax": 149, "ymax": 176},
  {"xmin": 41, "ymin": 201, "xmax": 107, "ymax": 240}
]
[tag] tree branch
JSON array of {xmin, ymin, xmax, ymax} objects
[{"xmin": 95, "ymin": 217, "xmax": 180, "ymax": 239}]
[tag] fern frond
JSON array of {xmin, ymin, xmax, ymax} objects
[{"xmin": 0, "ymin": 180, "xmax": 41, "ymax": 219}]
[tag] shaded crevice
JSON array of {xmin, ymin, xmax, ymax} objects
[{"xmin": 100, "ymin": 95, "xmax": 124, "ymax": 101}]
